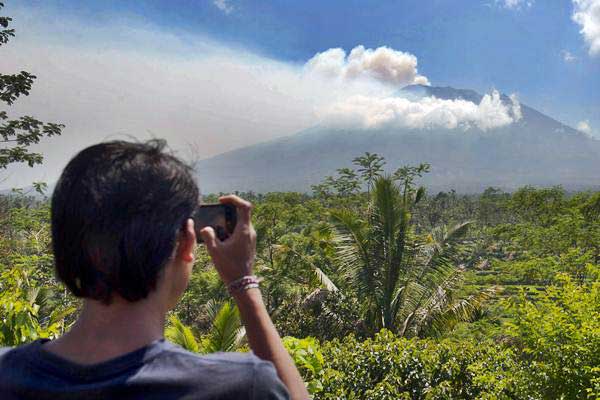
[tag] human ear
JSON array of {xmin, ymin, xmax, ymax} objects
[{"xmin": 177, "ymin": 218, "xmax": 196, "ymax": 263}]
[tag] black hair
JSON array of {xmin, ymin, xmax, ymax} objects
[{"xmin": 51, "ymin": 139, "xmax": 199, "ymax": 304}]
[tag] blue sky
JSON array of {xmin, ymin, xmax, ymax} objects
[
  {"xmin": 2, "ymin": 0, "xmax": 599, "ymax": 187},
  {"xmin": 17, "ymin": 0, "xmax": 598, "ymax": 126}
]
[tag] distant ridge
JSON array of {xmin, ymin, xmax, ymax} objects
[{"xmin": 195, "ymin": 85, "xmax": 600, "ymax": 194}]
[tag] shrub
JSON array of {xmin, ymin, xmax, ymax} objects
[
  {"xmin": 312, "ymin": 330, "xmax": 538, "ymax": 399},
  {"xmin": 507, "ymin": 271, "xmax": 600, "ymax": 399}
]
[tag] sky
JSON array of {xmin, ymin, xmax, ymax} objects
[{"xmin": 1, "ymin": 0, "xmax": 599, "ymax": 189}]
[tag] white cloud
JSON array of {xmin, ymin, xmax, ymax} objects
[
  {"xmin": 577, "ymin": 120, "xmax": 593, "ymax": 135},
  {"xmin": 320, "ymin": 90, "xmax": 522, "ymax": 131},
  {"xmin": 306, "ymin": 47, "xmax": 521, "ymax": 132},
  {"xmin": 1, "ymin": 7, "xmax": 330, "ymax": 188},
  {"xmin": 213, "ymin": 0, "xmax": 234, "ymax": 14},
  {"xmin": 562, "ymin": 50, "xmax": 577, "ymax": 62},
  {"xmin": 500, "ymin": 0, "xmax": 534, "ymax": 10},
  {"xmin": 1, "ymin": 5, "xmax": 523, "ymax": 189},
  {"xmin": 305, "ymin": 45, "xmax": 430, "ymax": 87},
  {"xmin": 509, "ymin": 94, "xmax": 523, "ymax": 120},
  {"xmin": 572, "ymin": 0, "xmax": 600, "ymax": 56}
]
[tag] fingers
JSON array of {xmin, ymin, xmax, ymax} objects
[
  {"xmin": 218, "ymin": 194, "xmax": 252, "ymax": 209},
  {"xmin": 185, "ymin": 218, "xmax": 195, "ymax": 238},
  {"xmin": 199, "ymin": 226, "xmax": 218, "ymax": 252},
  {"xmin": 219, "ymin": 195, "xmax": 253, "ymax": 225}
]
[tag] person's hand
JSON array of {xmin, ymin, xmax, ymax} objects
[{"xmin": 199, "ymin": 195, "xmax": 256, "ymax": 285}]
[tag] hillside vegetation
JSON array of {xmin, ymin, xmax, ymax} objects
[{"xmin": 1, "ymin": 153, "xmax": 599, "ymax": 399}]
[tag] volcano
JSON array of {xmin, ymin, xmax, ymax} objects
[{"xmin": 195, "ymin": 85, "xmax": 600, "ymax": 193}]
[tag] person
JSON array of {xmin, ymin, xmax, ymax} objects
[{"xmin": 0, "ymin": 140, "xmax": 309, "ymax": 400}]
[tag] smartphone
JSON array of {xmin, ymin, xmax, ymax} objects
[{"xmin": 192, "ymin": 203, "xmax": 237, "ymax": 243}]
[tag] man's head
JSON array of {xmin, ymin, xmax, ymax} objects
[{"xmin": 51, "ymin": 140, "xmax": 198, "ymax": 307}]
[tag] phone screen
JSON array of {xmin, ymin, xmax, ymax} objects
[{"xmin": 192, "ymin": 204, "xmax": 236, "ymax": 243}]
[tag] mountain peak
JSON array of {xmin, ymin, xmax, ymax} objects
[
  {"xmin": 400, "ymin": 85, "xmax": 485, "ymax": 103},
  {"xmin": 195, "ymin": 85, "xmax": 600, "ymax": 194}
]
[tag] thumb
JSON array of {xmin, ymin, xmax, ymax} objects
[{"xmin": 200, "ymin": 227, "xmax": 218, "ymax": 253}]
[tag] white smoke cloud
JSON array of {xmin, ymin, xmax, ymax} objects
[
  {"xmin": 306, "ymin": 46, "xmax": 521, "ymax": 132},
  {"xmin": 1, "ymin": 4, "xmax": 524, "ymax": 189},
  {"xmin": 562, "ymin": 50, "xmax": 577, "ymax": 62},
  {"xmin": 305, "ymin": 45, "xmax": 430, "ymax": 87},
  {"xmin": 509, "ymin": 94, "xmax": 523, "ymax": 120},
  {"xmin": 213, "ymin": 0, "xmax": 234, "ymax": 14},
  {"xmin": 577, "ymin": 120, "xmax": 593, "ymax": 135},
  {"xmin": 499, "ymin": 0, "xmax": 534, "ymax": 10},
  {"xmin": 320, "ymin": 90, "xmax": 522, "ymax": 131},
  {"xmin": 572, "ymin": 0, "xmax": 600, "ymax": 56}
]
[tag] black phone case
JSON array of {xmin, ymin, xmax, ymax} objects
[{"xmin": 192, "ymin": 204, "xmax": 237, "ymax": 243}]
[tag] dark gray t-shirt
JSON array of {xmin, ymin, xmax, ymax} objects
[{"xmin": 0, "ymin": 339, "xmax": 289, "ymax": 400}]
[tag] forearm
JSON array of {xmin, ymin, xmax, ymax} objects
[{"xmin": 234, "ymin": 288, "xmax": 309, "ymax": 400}]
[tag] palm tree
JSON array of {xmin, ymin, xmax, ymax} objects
[
  {"xmin": 166, "ymin": 300, "xmax": 245, "ymax": 353},
  {"xmin": 332, "ymin": 175, "xmax": 491, "ymax": 337}
]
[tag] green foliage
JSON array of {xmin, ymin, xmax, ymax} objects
[
  {"xmin": 165, "ymin": 314, "xmax": 200, "ymax": 352},
  {"xmin": 0, "ymin": 265, "xmax": 75, "ymax": 345},
  {"xmin": 176, "ymin": 252, "xmax": 227, "ymax": 326},
  {"xmin": 1, "ymin": 146, "xmax": 599, "ymax": 399},
  {"xmin": 353, "ymin": 152, "xmax": 386, "ymax": 193},
  {"xmin": 200, "ymin": 300, "xmax": 245, "ymax": 353},
  {"xmin": 507, "ymin": 271, "xmax": 600, "ymax": 399},
  {"xmin": 283, "ymin": 336, "xmax": 325, "ymax": 395},
  {"xmin": 312, "ymin": 152, "xmax": 387, "ymax": 198},
  {"xmin": 169, "ymin": 300, "xmax": 245, "ymax": 354},
  {"xmin": 314, "ymin": 168, "xmax": 362, "ymax": 197},
  {"xmin": 332, "ymin": 174, "xmax": 487, "ymax": 337},
  {"xmin": 0, "ymin": 198, "xmax": 75, "ymax": 346},
  {"xmin": 313, "ymin": 330, "xmax": 537, "ymax": 399},
  {"xmin": 276, "ymin": 290, "xmax": 365, "ymax": 340},
  {"xmin": 509, "ymin": 186, "xmax": 566, "ymax": 226}
]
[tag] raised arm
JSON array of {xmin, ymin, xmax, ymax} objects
[{"xmin": 200, "ymin": 195, "xmax": 310, "ymax": 400}]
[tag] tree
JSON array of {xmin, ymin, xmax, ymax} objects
[
  {"xmin": 167, "ymin": 300, "xmax": 245, "ymax": 354},
  {"xmin": 332, "ymin": 168, "xmax": 360, "ymax": 196},
  {"xmin": 313, "ymin": 168, "xmax": 361, "ymax": 198},
  {"xmin": 332, "ymin": 173, "xmax": 490, "ymax": 336},
  {"xmin": 0, "ymin": 2, "xmax": 63, "ymax": 170},
  {"xmin": 509, "ymin": 186, "xmax": 565, "ymax": 226},
  {"xmin": 393, "ymin": 162, "xmax": 430, "ymax": 205},
  {"xmin": 507, "ymin": 270, "xmax": 600, "ymax": 399},
  {"xmin": 352, "ymin": 152, "xmax": 385, "ymax": 194}
]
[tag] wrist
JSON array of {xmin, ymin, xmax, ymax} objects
[
  {"xmin": 232, "ymin": 287, "xmax": 264, "ymax": 308},
  {"xmin": 227, "ymin": 275, "xmax": 260, "ymax": 295}
]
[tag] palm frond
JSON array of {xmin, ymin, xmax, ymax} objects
[
  {"xmin": 202, "ymin": 300, "xmax": 246, "ymax": 353},
  {"xmin": 49, "ymin": 306, "xmax": 76, "ymax": 326},
  {"xmin": 313, "ymin": 267, "xmax": 339, "ymax": 292},
  {"xmin": 331, "ymin": 209, "xmax": 376, "ymax": 296},
  {"xmin": 165, "ymin": 314, "xmax": 200, "ymax": 352},
  {"xmin": 446, "ymin": 221, "xmax": 472, "ymax": 242},
  {"xmin": 421, "ymin": 286, "xmax": 498, "ymax": 337}
]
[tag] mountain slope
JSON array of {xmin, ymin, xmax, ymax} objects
[{"xmin": 195, "ymin": 86, "xmax": 600, "ymax": 193}]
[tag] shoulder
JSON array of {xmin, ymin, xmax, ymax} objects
[
  {"xmin": 156, "ymin": 343, "xmax": 265, "ymax": 377},
  {"xmin": 159, "ymin": 341, "xmax": 263, "ymax": 368},
  {"xmin": 0, "ymin": 343, "xmax": 34, "ymax": 366},
  {"xmin": 0, "ymin": 347, "xmax": 11, "ymax": 368},
  {"xmin": 0, "ymin": 347, "xmax": 11, "ymax": 358},
  {"xmin": 0, "ymin": 342, "xmax": 37, "ymax": 385},
  {"xmin": 250, "ymin": 358, "xmax": 290, "ymax": 399},
  {"xmin": 155, "ymin": 342, "xmax": 289, "ymax": 399}
]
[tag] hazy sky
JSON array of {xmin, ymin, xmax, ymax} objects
[{"xmin": 1, "ymin": 0, "xmax": 599, "ymax": 189}]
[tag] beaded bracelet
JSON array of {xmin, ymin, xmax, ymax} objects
[{"xmin": 227, "ymin": 275, "xmax": 261, "ymax": 295}]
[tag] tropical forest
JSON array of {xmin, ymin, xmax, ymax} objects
[{"xmin": 1, "ymin": 1, "xmax": 600, "ymax": 399}]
